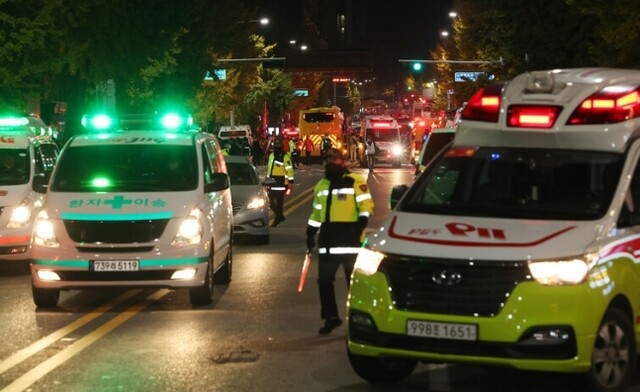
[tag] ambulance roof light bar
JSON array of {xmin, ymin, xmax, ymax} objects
[
  {"xmin": 460, "ymin": 83, "xmax": 505, "ymax": 123},
  {"xmin": 0, "ymin": 116, "xmax": 30, "ymax": 127},
  {"xmin": 567, "ymin": 85, "xmax": 640, "ymax": 125}
]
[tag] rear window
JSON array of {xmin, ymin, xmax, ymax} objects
[
  {"xmin": 51, "ymin": 144, "xmax": 198, "ymax": 192},
  {"xmin": 302, "ymin": 112, "xmax": 336, "ymax": 123}
]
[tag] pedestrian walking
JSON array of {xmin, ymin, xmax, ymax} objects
[
  {"xmin": 365, "ymin": 137, "xmax": 377, "ymax": 172},
  {"xmin": 267, "ymin": 139, "xmax": 294, "ymax": 227},
  {"xmin": 305, "ymin": 148, "xmax": 374, "ymax": 335}
]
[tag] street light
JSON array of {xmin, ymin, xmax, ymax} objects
[{"xmin": 237, "ymin": 17, "xmax": 269, "ymax": 25}]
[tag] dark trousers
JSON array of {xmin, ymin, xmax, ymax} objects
[
  {"xmin": 269, "ymin": 189, "xmax": 285, "ymax": 221},
  {"xmin": 317, "ymin": 253, "xmax": 356, "ymax": 320}
]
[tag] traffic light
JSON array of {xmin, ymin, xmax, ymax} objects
[{"xmin": 412, "ymin": 62, "xmax": 423, "ymax": 72}]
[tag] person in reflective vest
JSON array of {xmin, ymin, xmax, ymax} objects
[
  {"xmin": 305, "ymin": 148, "xmax": 374, "ymax": 335},
  {"xmin": 267, "ymin": 138, "xmax": 294, "ymax": 227}
]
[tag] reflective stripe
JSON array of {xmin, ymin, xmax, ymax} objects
[
  {"xmin": 331, "ymin": 188, "xmax": 355, "ymax": 195},
  {"xmin": 273, "ymin": 160, "xmax": 284, "ymax": 165},
  {"xmin": 287, "ymin": 176, "xmax": 294, "ymax": 181},
  {"xmin": 319, "ymin": 247, "xmax": 362, "ymax": 255},
  {"xmin": 285, "ymin": 165, "xmax": 293, "ymax": 170},
  {"xmin": 356, "ymin": 193, "xmax": 372, "ymax": 202},
  {"xmin": 308, "ymin": 220, "xmax": 321, "ymax": 227},
  {"xmin": 318, "ymin": 190, "xmax": 330, "ymax": 197},
  {"xmin": 314, "ymin": 204, "xmax": 323, "ymax": 210},
  {"xmin": 359, "ymin": 211, "xmax": 371, "ymax": 217},
  {"xmin": 271, "ymin": 186, "xmax": 286, "ymax": 191}
]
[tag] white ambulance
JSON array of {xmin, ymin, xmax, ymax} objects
[
  {"xmin": 360, "ymin": 115, "xmax": 404, "ymax": 168},
  {"xmin": 0, "ymin": 115, "xmax": 58, "ymax": 260},
  {"xmin": 347, "ymin": 68, "xmax": 640, "ymax": 392},
  {"xmin": 30, "ymin": 112, "xmax": 233, "ymax": 308}
]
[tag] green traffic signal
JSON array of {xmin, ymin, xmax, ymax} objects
[{"xmin": 412, "ymin": 62, "xmax": 423, "ymax": 72}]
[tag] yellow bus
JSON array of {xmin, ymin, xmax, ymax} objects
[{"xmin": 298, "ymin": 106, "xmax": 345, "ymax": 159}]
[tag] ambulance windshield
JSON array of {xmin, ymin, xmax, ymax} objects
[
  {"xmin": 400, "ymin": 147, "xmax": 622, "ymax": 220},
  {"xmin": 51, "ymin": 144, "xmax": 198, "ymax": 192},
  {"xmin": 0, "ymin": 149, "xmax": 29, "ymax": 185}
]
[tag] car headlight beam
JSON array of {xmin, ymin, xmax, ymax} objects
[
  {"xmin": 528, "ymin": 254, "xmax": 595, "ymax": 285},
  {"xmin": 354, "ymin": 248, "xmax": 385, "ymax": 276}
]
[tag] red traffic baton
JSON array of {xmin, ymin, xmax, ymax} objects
[{"xmin": 297, "ymin": 252, "xmax": 312, "ymax": 293}]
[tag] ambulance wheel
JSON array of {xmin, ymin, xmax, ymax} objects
[
  {"xmin": 583, "ymin": 307, "xmax": 636, "ymax": 392},
  {"xmin": 347, "ymin": 350, "xmax": 417, "ymax": 383},
  {"xmin": 190, "ymin": 251, "xmax": 214, "ymax": 306},
  {"xmin": 32, "ymin": 285, "xmax": 60, "ymax": 308},
  {"xmin": 214, "ymin": 239, "xmax": 232, "ymax": 284}
]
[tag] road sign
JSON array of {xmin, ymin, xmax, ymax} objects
[
  {"xmin": 454, "ymin": 71, "xmax": 495, "ymax": 82},
  {"xmin": 292, "ymin": 88, "xmax": 309, "ymax": 97}
]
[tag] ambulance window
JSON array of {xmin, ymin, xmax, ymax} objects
[
  {"xmin": 0, "ymin": 150, "xmax": 29, "ymax": 185},
  {"xmin": 51, "ymin": 144, "xmax": 197, "ymax": 192},
  {"xmin": 619, "ymin": 165, "xmax": 640, "ymax": 227},
  {"xmin": 201, "ymin": 142, "xmax": 214, "ymax": 184},
  {"xmin": 35, "ymin": 143, "xmax": 59, "ymax": 174},
  {"xmin": 400, "ymin": 147, "xmax": 621, "ymax": 220}
]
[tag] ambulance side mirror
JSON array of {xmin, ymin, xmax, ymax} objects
[
  {"xmin": 32, "ymin": 174, "xmax": 48, "ymax": 194},
  {"xmin": 390, "ymin": 184, "xmax": 410, "ymax": 210},
  {"xmin": 205, "ymin": 172, "xmax": 230, "ymax": 193}
]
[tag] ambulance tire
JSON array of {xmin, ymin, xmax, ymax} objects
[
  {"xmin": 583, "ymin": 307, "xmax": 636, "ymax": 392},
  {"xmin": 214, "ymin": 237, "xmax": 233, "ymax": 284},
  {"xmin": 32, "ymin": 285, "xmax": 60, "ymax": 308},
  {"xmin": 347, "ymin": 350, "xmax": 417, "ymax": 383},
  {"xmin": 190, "ymin": 249, "xmax": 214, "ymax": 306}
]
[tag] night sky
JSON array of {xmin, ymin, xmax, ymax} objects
[{"xmin": 259, "ymin": 1, "xmax": 454, "ymax": 86}]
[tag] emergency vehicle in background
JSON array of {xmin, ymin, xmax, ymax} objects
[
  {"xmin": 359, "ymin": 115, "xmax": 403, "ymax": 168},
  {"xmin": 30, "ymin": 112, "xmax": 233, "ymax": 308},
  {"xmin": 298, "ymin": 106, "xmax": 345, "ymax": 160},
  {"xmin": 0, "ymin": 114, "xmax": 59, "ymax": 261},
  {"xmin": 347, "ymin": 68, "xmax": 640, "ymax": 392}
]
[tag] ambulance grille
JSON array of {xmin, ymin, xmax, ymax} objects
[
  {"xmin": 379, "ymin": 255, "xmax": 532, "ymax": 317},
  {"xmin": 64, "ymin": 220, "xmax": 169, "ymax": 243}
]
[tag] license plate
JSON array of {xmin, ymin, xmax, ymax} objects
[
  {"xmin": 92, "ymin": 260, "xmax": 140, "ymax": 272},
  {"xmin": 407, "ymin": 320, "xmax": 477, "ymax": 341}
]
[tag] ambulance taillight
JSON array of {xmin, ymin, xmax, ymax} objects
[
  {"xmin": 460, "ymin": 83, "xmax": 505, "ymax": 122},
  {"xmin": 567, "ymin": 86, "xmax": 640, "ymax": 125}
]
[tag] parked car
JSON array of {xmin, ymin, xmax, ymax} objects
[{"xmin": 224, "ymin": 155, "xmax": 271, "ymax": 244}]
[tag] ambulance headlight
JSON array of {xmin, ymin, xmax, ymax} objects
[
  {"xmin": 7, "ymin": 202, "xmax": 33, "ymax": 229},
  {"xmin": 354, "ymin": 248, "xmax": 385, "ymax": 276},
  {"xmin": 528, "ymin": 254, "xmax": 595, "ymax": 285},
  {"xmin": 33, "ymin": 210, "xmax": 59, "ymax": 248},
  {"xmin": 392, "ymin": 144, "xmax": 404, "ymax": 157},
  {"xmin": 172, "ymin": 209, "xmax": 203, "ymax": 246}
]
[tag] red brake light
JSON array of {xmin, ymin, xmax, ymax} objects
[
  {"xmin": 507, "ymin": 105, "xmax": 562, "ymax": 129},
  {"xmin": 461, "ymin": 83, "xmax": 505, "ymax": 123},
  {"xmin": 568, "ymin": 86, "xmax": 640, "ymax": 125},
  {"xmin": 444, "ymin": 147, "xmax": 478, "ymax": 158}
]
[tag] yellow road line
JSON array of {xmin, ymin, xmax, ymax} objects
[
  {"xmin": 0, "ymin": 289, "xmax": 142, "ymax": 375},
  {"xmin": 1, "ymin": 289, "xmax": 170, "ymax": 392}
]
